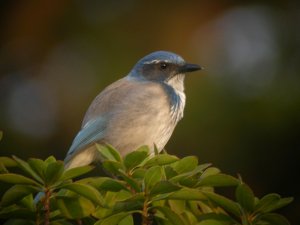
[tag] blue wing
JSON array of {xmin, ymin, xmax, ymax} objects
[{"xmin": 64, "ymin": 116, "xmax": 107, "ymax": 165}]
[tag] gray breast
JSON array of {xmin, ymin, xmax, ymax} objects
[{"xmin": 102, "ymin": 79, "xmax": 186, "ymax": 155}]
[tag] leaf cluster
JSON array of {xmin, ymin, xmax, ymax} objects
[{"xmin": 0, "ymin": 145, "xmax": 293, "ymax": 225}]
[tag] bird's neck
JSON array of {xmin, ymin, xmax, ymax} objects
[
  {"xmin": 165, "ymin": 74, "xmax": 185, "ymax": 93},
  {"xmin": 127, "ymin": 73, "xmax": 186, "ymax": 122},
  {"xmin": 163, "ymin": 74, "xmax": 186, "ymax": 122}
]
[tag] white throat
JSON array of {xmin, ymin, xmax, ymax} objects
[
  {"xmin": 166, "ymin": 74, "xmax": 185, "ymax": 92},
  {"xmin": 165, "ymin": 74, "xmax": 186, "ymax": 123}
]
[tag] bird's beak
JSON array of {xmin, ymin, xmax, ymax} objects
[{"xmin": 178, "ymin": 63, "xmax": 203, "ymax": 73}]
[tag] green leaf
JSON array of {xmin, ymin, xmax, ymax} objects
[
  {"xmin": 144, "ymin": 166, "xmax": 162, "ymax": 191},
  {"xmin": 56, "ymin": 196, "xmax": 95, "ymax": 219},
  {"xmin": 178, "ymin": 176, "xmax": 198, "ymax": 188},
  {"xmin": 118, "ymin": 170, "xmax": 140, "ymax": 192},
  {"xmin": 119, "ymin": 215, "xmax": 134, "ymax": 225},
  {"xmin": 0, "ymin": 173, "xmax": 40, "ymax": 186},
  {"xmin": 254, "ymin": 193, "xmax": 281, "ymax": 213},
  {"xmin": 197, "ymin": 163, "xmax": 212, "ymax": 172},
  {"xmin": 167, "ymin": 188, "xmax": 206, "ymax": 201},
  {"xmin": 101, "ymin": 190, "xmax": 136, "ymax": 210},
  {"xmin": 93, "ymin": 206, "xmax": 114, "ymax": 221},
  {"xmin": 235, "ymin": 183, "xmax": 255, "ymax": 212},
  {"xmin": 27, "ymin": 158, "xmax": 46, "ymax": 179},
  {"xmin": 151, "ymin": 188, "xmax": 206, "ymax": 202},
  {"xmin": 150, "ymin": 181, "xmax": 181, "ymax": 197},
  {"xmin": 203, "ymin": 191, "xmax": 240, "ymax": 217},
  {"xmin": 196, "ymin": 220, "xmax": 224, "ymax": 225},
  {"xmin": 45, "ymin": 161, "xmax": 64, "ymax": 185},
  {"xmin": 92, "ymin": 191, "xmax": 129, "ymax": 219},
  {"xmin": 164, "ymin": 166, "xmax": 178, "ymax": 179},
  {"xmin": 1, "ymin": 185, "xmax": 39, "ymax": 206},
  {"xmin": 200, "ymin": 167, "xmax": 221, "ymax": 179},
  {"xmin": 144, "ymin": 154, "xmax": 179, "ymax": 167},
  {"xmin": 19, "ymin": 194, "xmax": 35, "ymax": 211},
  {"xmin": 61, "ymin": 165, "xmax": 94, "ymax": 181},
  {"xmin": 168, "ymin": 200, "xmax": 186, "ymax": 214},
  {"xmin": 169, "ymin": 164, "xmax": 208, "ymax": 183},
  {"xmin": 154, "ymin": 206, "xmax": 186, "ymax": 225},
  {"xmin": 255, "ymin": 213, "xmax": 290, "ymax": 225},
  {"xmin": 0, "ymin": 157, "xmax": 18, "ymax": 167},
  {"xmin": 3, "ymin": 219, "xmax": 36, "ymax": 225},
  {"xmin": 267, "ymin": 197, "xmax": 293, "ymax": 212},
  {"xmin": 113, "ymin": 194, "xmax": 144, "ymax": 213},
  {"xmin": 255, "ymin": 194, "xmax": 293, "ymax": 213},
  {"xmin": 131, "ymin": 168, "xmax": 146, "ymax": 179},
  {"xmin": 118, "ymin": 191, "xmax": 144, "ymax": 203},
  {"xmin": 96, "ymin": 144, "xmax": 122, "ymax": 162},
  {"xmin": 12, "ymin": 156, "xmax": 43, "ymax": 184},
  {"xmin": 102, "ymin": 161, "xmax": 124, "ymax": 175},
  {"xmin": 182, "ymin": 210, "xmax": 198, "ymax": 225},
  {"xmin": 124, "ymin": 147, "xmax": 149, "ymax": 170},
  {"xmin": 172, "ymin": 156, "xmax": 198, "ymax": 174},
  {"xmin": 49, "ymin": 209, "xmax": 66, "ymax": 220},
  {"xmin": 61, "ymin": 183, "xmax": 104, "ymax": 206},
  {"xmin": 198, "ymin": 174, "xmax": 239, "ymax": 187},
  {"xmin": 197, "ymin": 212, "xmax": 237, "ymax": 224},
  {"xmin": 0, "ymin": 162, "xmax": 9, "ymax": 173},
  {"xmin": 49, "ymin": 220, "xmax": 74, "ymax": 225},
  {"xmin": 189, "ymin": 201, "xmax": 213, "ymax": 215},
  {"xmin": 136, "ymin": 145, "xmax": 150, "ymax": 153},
  {"xmin": 0, "ymin": 205, "xmax": 36, "ymax": 219},
  {"xmin": 89, "ymin": 177, "xmax": 128, "ymax": 192},
  {"xmin": 45, "ymin": 156, "xmax": 56, "ymax": 164},
  {"xmin": 94, "ymin": 211, "xmax": 139, "ymax": 225}
]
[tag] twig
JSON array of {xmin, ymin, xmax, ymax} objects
[
  {"xmin": 142, "ymin": 199, "xmax": 153, "ymax": 225},
  {"xmin": 43, "ymin": 189, "xmax": 51, "ymax": 225}
]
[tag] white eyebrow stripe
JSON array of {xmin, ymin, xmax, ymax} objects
[{"xmin": 143, "ymin": 59, "xmax": 172, "ymax": 64}]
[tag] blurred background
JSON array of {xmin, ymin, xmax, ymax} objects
[{"xmin": 0, "ymin": 0, "xmax": 299, "ymax": 223}]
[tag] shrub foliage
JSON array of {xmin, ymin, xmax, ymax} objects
[{"xmin": 0, "ymin": 144, "xmax": 293, "ymax": 225}]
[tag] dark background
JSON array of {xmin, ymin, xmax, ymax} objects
[{"xmin": 0, "ymin": 1, "xmax": 299, "ymax": 223}]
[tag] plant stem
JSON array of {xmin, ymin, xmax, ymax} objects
[
  {"xmin": 142, "ymin": 200, "xmax": 149, "ymax": 225},
  {"xmin": 241, "ymin": 210, "xmax": 253, "ymax": 225},
  {"xmin": 44, "ymin": 189, "xmax": 51, "ymax": 225},
  {"xmin": 142, "ymin": 198, "xmax": 154, "ymax": 225}
]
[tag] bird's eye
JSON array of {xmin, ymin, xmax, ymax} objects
[{"xmin": 160, "ymin": 63, "xmax": 168, "ymax": 70}]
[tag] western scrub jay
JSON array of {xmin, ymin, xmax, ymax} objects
[{"xmin": 64, "ymin": 51, "xmax": 202, "ymax": 169}]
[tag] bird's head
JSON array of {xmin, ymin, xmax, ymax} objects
[{"xmin": 129, "ymin": 51, "xmax": 202, "ymax": 90}]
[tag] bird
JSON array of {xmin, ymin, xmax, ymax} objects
[{"xmin": 64, "ymin": 51, "xmax": 202, "ymax": 169}]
